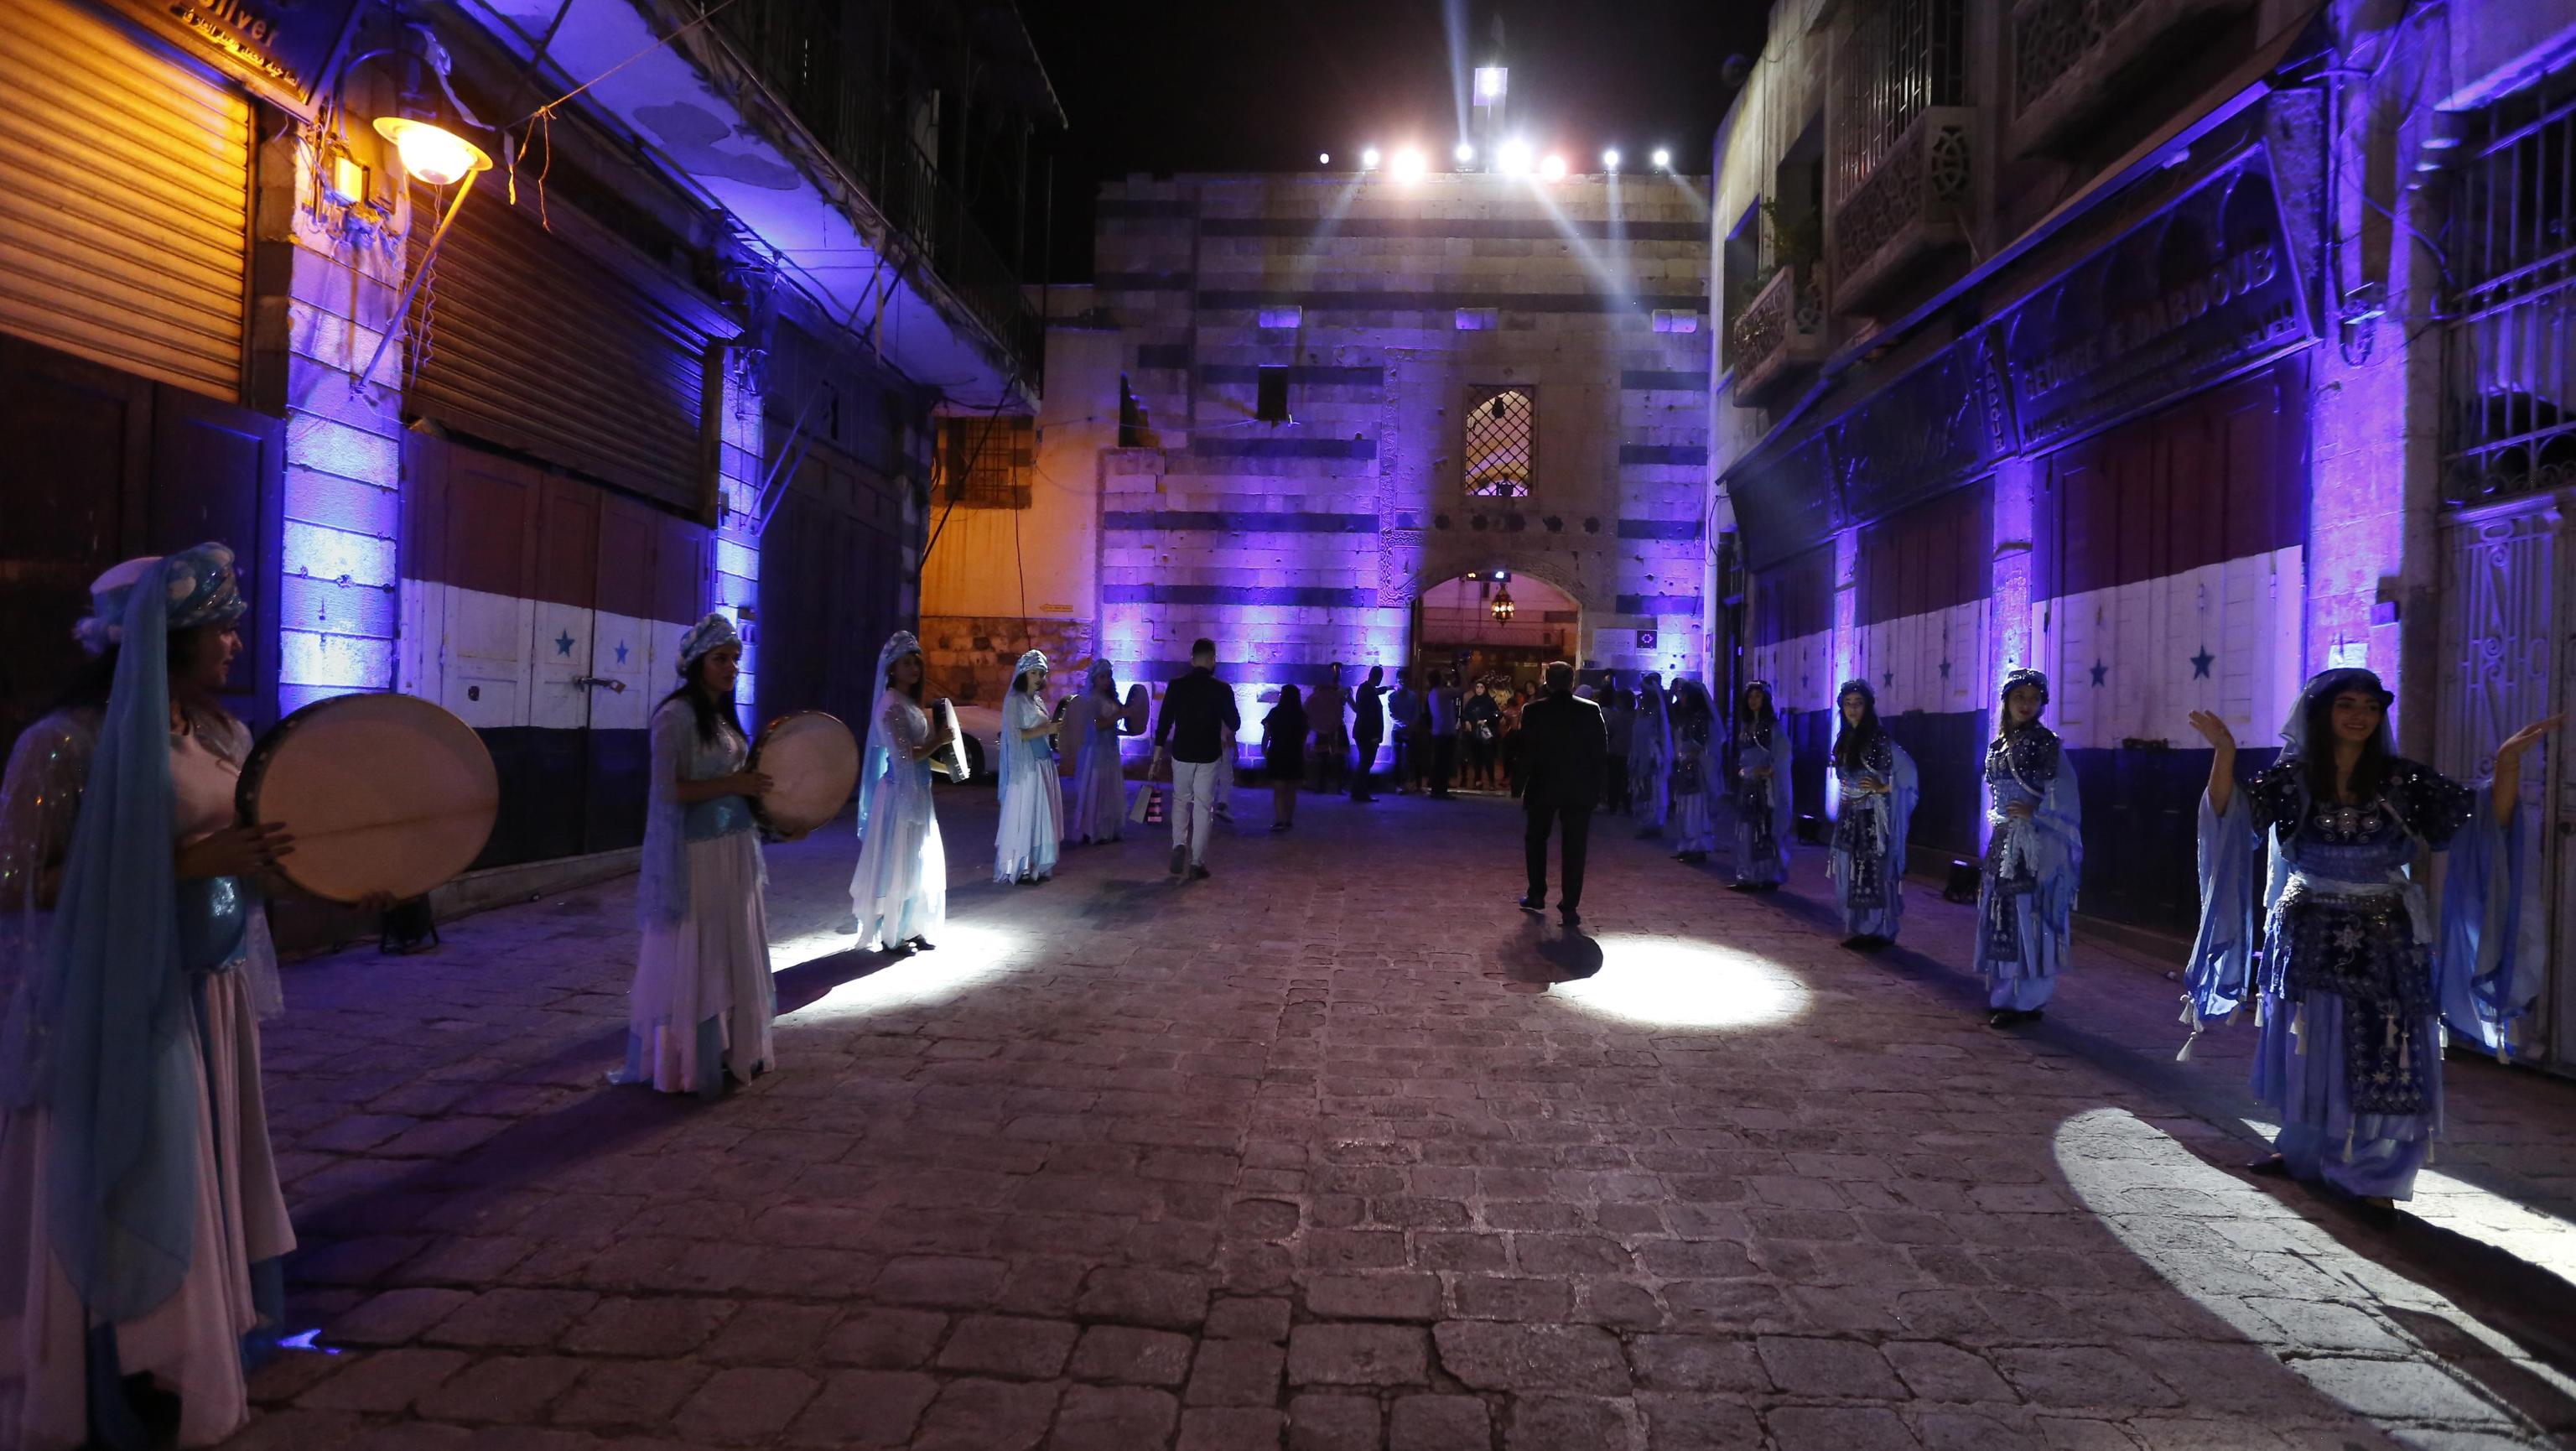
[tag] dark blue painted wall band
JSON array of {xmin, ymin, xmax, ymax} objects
[
  {"xmin": 1197, "ymin": 365, "xmax": 1386, "ymax": 385},
  {"xmin": 1616, "ymin": 518, "xmax": 1703, "ymax": 541},
  {"xmin": 1105, "ymin": 584, "xmax": 1380, "ymax": 607},
  {"xmin": 1104, "ymin": 511, "xmax": 1379, "ymax": 533},
  {"xmin": 1615, "ymin": 593, "xmax": 1705, "ymax": 614},
  {"xmin": 1191, "ymin": 436, "xmax": 1379, "ymax": 460},
  {"xmin": 1618, "ymin": 444, "xmax": 1711, "ymax": 466}
]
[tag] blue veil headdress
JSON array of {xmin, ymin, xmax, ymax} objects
[{"xmin": 855, "ymin": 632, "xmax": 924, "ymax": 839}]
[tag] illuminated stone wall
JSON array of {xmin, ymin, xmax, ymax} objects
[{"xmin": 1065, "ymin": 172, "xmax": 1714, "ymax": 720}]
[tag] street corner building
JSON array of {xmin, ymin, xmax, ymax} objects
[
  {"xmin": 0, "ymin": 0, "xmax": 1060, "ymax": 925},
  {"xmin": 919, "ymin": 155, "xmax": 1717, "ymax": 727},
  {"xmin": 1708, "ymin": 0, "xmax": 2576, "ymax": 1071}
]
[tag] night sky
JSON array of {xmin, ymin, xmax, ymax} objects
[{"xmin": 1021, "ymin": 0, "xmax": 1770, "ymax": 281}]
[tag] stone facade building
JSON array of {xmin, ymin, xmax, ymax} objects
[
  {"xmin": 924, "ymin": 169, "xmax": 1716, "ymax": 727},
  {"xmin": 1711, "ymin": 0, "xmax": 2576, "ymax": 1071}
]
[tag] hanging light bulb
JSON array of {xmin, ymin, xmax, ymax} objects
[
  {"xmin": 373, "ymin": 116, "xmax": 490, "ymax": 185},
  {"xmin": 371, "ymin": 24, "xmax": 493, "ymax": 185}
]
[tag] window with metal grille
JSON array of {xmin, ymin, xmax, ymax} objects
[
  {"xmin": 1832, "ymin": 0, "xmax": 1967, "ymax": 207},
  {"xmin": 1463, "ymin": 386, "xmax": 1535, "ymax": 497},
  {"xmin": 941, "ymin": 414, "xmax": 1035, "ymax": 508},
  {"xmin": 2444, "ymin": 67, "xmax": 2576, "ymax": 506}
]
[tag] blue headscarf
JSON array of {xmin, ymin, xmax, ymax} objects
[
  {"xmin": 18, "ymin": 553, "xmax": 213, "ymax": 1320},
  {"xmin": 675, "ymin": 611, "xmax": 740, "ymax": 670}
]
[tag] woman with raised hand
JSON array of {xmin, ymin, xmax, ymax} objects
[
  {"xmin": 1826, "ymin": 679, "xmax": 1917, "ymax": 949},
  {"xmin": 848, "ymin": 632, "xmax": 955, "ymax": 955},
  {"xmin": 2184, "ymin": 671, "xmax": 2551, "ymax": 1209},
  {"xmin": 1976, "ymin": 669, "xmax": 2080, "ymax": 1028},
  {"xmin": 1730, "ymin": 681, "xmax": 1794, "ymax": 890},
  {"xmin": 625, "ymin": 613, "xmax": 778, "ymax": 1098},
  {"xmin": 0, "ymin": 543, "xmax": 301, "ymax": 1448},
  {"xmin": 993, "ymin": 650, "xmax": 1064, "ymax": 885}
]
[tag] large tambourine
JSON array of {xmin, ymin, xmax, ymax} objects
[
  {"xmin": 928, "ymin": 699, "xmax": 972, "ymax": 782},
  {"xmin": 1120, "ymin": 683, "xmax": 1150, "ymax": 734},
  {"xmin": 747, "ymin": 710, "xmax": 859, "ymax": 835},
  {"xmin": 235, "ymin": 693, "xmax": 499, "ymax": 904}
]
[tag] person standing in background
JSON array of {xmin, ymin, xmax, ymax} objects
[
  {"xmin": 1349, "ymin": 666, "xmax": 1387, "ymax": 802},
  {"xmin": 1309, "ymin": 663, "xmax": 1349, "ymax": 795},
  {"xmin": 1427, "ymin": 670, "xmax": 1461, "ymax": 799},
  {"xmin": 1067, "ymin": 659, "xmax": 1133, "ymax": 846},
  {"xmin": 1152, "ymin": 639, "xmax": 1239, "ymax": 881},
  {"xmin": 1516, "ymin": 661, "xmax": 1607, "ymax": 929},
  {"xmin": 1387, "ymin": 669, "xmax": 1422, "ymax": 794},
  {"xmin": 1461, "ymin": 682, "xmax": 1500, "ymax": 790},
  {"xmin": 1262, "ymin": 685, "xmax": 1308, "ymax": 832},
  {"xmin": 1630, "ymin": 673, "xmax": 1672, "ymax": 835},
  {"xmin": 1602, "ymin": 684, "xmax": 1636, "ymax": 816}
]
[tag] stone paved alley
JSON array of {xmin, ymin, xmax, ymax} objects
[{"xmin": 224, "ymin": 787, "xmax": 2576, "ymax": 1451}]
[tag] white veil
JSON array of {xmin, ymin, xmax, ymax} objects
[{"xmin": 855, "ymin": 631, "xmax": 922, "ymax": 840}]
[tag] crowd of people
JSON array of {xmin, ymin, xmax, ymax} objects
[{"xmin": 0, "ymin": 557, "xmax": 2554, "ymax": 1444}]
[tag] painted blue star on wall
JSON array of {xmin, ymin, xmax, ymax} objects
[
  {"xmin": 2190, "ymin": 646, "xmax": 2215, "ymax": 679},
  {"xmin": 555, "ymin": 630, "xmax": 576, "ymax": 658},
  {"xmin": 1883, "ymin": 669, "xmax": 1894, "ymax": 689},
  {"xmin": 615, "ymin": 640, "xmax": 630, "ymax": 665},
  {"xmin": 2090, "ymin": 658, "xmax": 2109, "ymax": 687},
  {"xmin": 1939, "ymin": 658, "xmax": 1952, "ymax": 682}
]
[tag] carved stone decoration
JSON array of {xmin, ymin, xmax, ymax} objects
[
  {"xmin": 1833, "ymin": 106, "xmax": 1977, "ymax": 311},
  {"xmin": 2007, "ymin": 0, "xmax": 2252, "ymax": 159},
  {"xmin": 1732, "ymin": 266, "xmax": 1828, "ymax": 407}
]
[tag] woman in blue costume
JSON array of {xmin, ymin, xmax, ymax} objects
[
  {"xmin": 1976, "ymin": 669, "xmax": 2080, "ymax": 1027},
  {"xmin": 622, "ymin": 613, "xmax": 780, "ymax": 1099},
  {"xmin": 1729, "ymin": 681, "xmax": 1794, "ymax": 890},
  {"xmin": 1668, "ymin": 680, "xmax": 1718, "ymax": 864},
  {"xmin": 1827, "ymin": 679, "xmax": 1918, "ymax": 950},
  {"xmin": 1067, "ymin": 659, "xmax": 1132, "ymax": 845},
  {"xmin": 0, "ymin": 545, "xmax": 307, "ymax": 1448},
  {"xmin": 1629, "ymin": 673, "xmax": 1672, "ymax": 836},
  {"xmin": 993, "ymin": 649, "xmax": 1064, "ymax": 885},
  {"xmin": 2184, "ymin": 670, "xmax": 2550, "ymax": 1208}
]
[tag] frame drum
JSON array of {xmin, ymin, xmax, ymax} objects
[
  {"xmin": 236, "ymin": 694, "xmax": 499, "ymax": 904},
  {"xmin": 1120, "ymin": 683, "xmax": 1151, "ymax": 734},
  {"xmin": 748, "ymin": 710, "xmax": 859, "ymax": 834},
  {"xmin": 928, "ymin": 699, "xmax": 972, "ymax": 782}
]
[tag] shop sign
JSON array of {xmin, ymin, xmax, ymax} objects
[{"xmin": 99, "ymin": 0, "xmax": 362, "ymax": 114}]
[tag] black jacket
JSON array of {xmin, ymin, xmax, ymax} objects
[
  {"xmin": 1518, "ymin": 689, "xmax": 1607, "ymax": 813},
  {"xmin": 1153, "ymin": 668, "xmax": 1239, "ymax": 764}
]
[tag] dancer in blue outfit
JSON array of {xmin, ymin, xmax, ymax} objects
[
  {"xmin": 1668, "ymin": 679, "xmax": 1718, "ymax": 864},
  {"xmin": 1827, "ymin": 679, "xmax": 1918, "ymax": 950},
  {"xmin": 1976, "ymin": 669, "xmax": 2080, "ymax": 1027},
  {"xmin": 2183, "ymin": 669, "xmax": 2551, "ymax": 1207},
  {"xmin": 1729, "ymin": 681, "xmax": 1793, "ymax": 890}
]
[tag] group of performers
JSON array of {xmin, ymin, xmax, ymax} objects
[{"xmin": 0, "ymin": 544, "xmax": 2554, "ymax": 1444}]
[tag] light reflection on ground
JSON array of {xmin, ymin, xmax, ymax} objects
[
  {"xmin": 2054, "ymin": 1107, "xmax": 2567, "ymax": 1447},
  {"xmin": 2238, "ymin": 1117, "xmax": 2576, "ymax": 1295},
  {"xmin": 775, "ymin": 921, "xmax": 1028, "ymax": 1019},
  {"xmin": 1542, "ymin": 934, "xmax": 1812, "ymax": 1029}
]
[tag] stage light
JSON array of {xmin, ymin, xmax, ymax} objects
[
  {"xmin": 1360, "ymin": 146, "xmax": 1381, "ymax": 170},
  {"xmin": 1539, "ymin": 153, "xmax": 1568, "ymax": 181},
  {"xmin": 1497, "ymin": 138, "xmax": 1531, "ymax": 175},
  {"xmin": 1319, "ymin": 152, "xmax": 1332, "ymax": 165},
  {"xmin": 1391, "ymin": 147, "xmax": 1426, "ymax": 183},
  {"xmin": 1455, "ymin": 142, "xmax": 1475, "ymax": 164},
  {"xmin": 1602, "ymin": 148, "xmax": 1622, "ymax": 172},
  {"xmin": 1651, "ymin": 147, "xmax": 1673, "ymax": 169}
]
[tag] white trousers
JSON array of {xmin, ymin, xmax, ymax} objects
[{"xmin": 1171, "ymin": 757, "xmax": 1221, "ymax": 863}]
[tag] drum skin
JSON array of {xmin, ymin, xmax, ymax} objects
[
  {"xmin": 1120, "ymin": 683, "xmax": 1150, "ymax": 734},
  {"xmin": 929, "ymin": 699, "xmax": 972, "ymax": 783},
  {"xmin": 236, "ymin": 694, "xmax": 499, "ymax": 904},
  {"xmin": 749, "ymin": 711, "xmax": 860, "ymax": 834}
]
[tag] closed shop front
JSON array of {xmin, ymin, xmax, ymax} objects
[
  {"xmin": 1747, "ymin": 543, "xmax": 1836, "ymax": 827},
  {"xmin": 1854, "ymin": 480, "xmax": 1992, "ymax": 862}
]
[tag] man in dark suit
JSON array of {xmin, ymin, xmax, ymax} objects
[{"xmin": 1517, "ymin": 660, "xmax": 1607, "ymax": 928}]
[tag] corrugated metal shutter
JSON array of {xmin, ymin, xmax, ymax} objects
[
  {"xmin": 0, "ymin": 0, "xmax": 251, "ymax": 400},
  {"xmin": 405, "ymin": 188, "xmax": 725, "ymax": 516}
]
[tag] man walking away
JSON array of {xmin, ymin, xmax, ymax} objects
[
  {"xmin": 1426, "ymin": 670, "xmax": 1461, "ymax": 798},
  {"xmin": 1152, "ymin": 638, "xmax": 1239, "ymax": 880},
  {"xmin": 1387, "ymin": 669, "xmax": 1422, "ymax": 793},
  {"xmin": 1602, "ymin": 682, "xmax": 1635, "ymax": 815},
  {"xmin": 1518, "ymin": 660, "xmax": 1607, "ymax": 928},
  {"xmin": 1350, "ymin": 665, "xmax": 1387, "ymax": 802}
]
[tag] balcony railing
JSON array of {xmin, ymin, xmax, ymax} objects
[
  {"xmin": 1831, "ymin": 104, "xmax": 1974, "ymax": 311},
  {"xmin": 695, "ymin": 0, "xmax": 1043, "ymax": 385},
  {"xmin": 1730, "ymin": 266, "xmax": 1826, "ymax": 407},
  {"xmin": 2008, "ymin": 0, "xmax": 2251, "ymax": 158}
]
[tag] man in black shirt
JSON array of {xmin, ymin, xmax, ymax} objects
[
  {"xmin": 1349, "ymin": 665, "xmax": 1387, "ymax": 802},
  {"xmin": 1518, "ymin": 660, "xmax": 1608, "ymax": 928},
  {"xmin": 1152, "ymin": 637, "xmax": 1239, "ymax": 879}
]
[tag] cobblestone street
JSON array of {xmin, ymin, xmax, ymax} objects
[{"xmin": 226, "ymin": 784, "xmax": 2576, "ymax": 1451}]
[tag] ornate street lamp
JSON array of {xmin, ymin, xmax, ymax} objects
[{"xmin": 1490, "ymin": 584, "xmax": 1517, "ymax": 624}]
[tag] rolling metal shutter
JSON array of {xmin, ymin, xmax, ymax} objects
[
  {"xmin": 404, "ymin": 188, "xmax": 727, "ymax": 516},
  {"xmin": 0, "ymin": 0, "xmax": 252, "ymax": 400}
]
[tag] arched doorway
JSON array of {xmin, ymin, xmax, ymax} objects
[{"xmin": 1410, "ymin": 570, "xmax": 1582, "ymax": 689}]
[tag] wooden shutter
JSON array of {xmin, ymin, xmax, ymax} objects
[
  {"xmin": 0, "ymin": 0, "xmax": 251, "ymax": 400},
  {"xmin": 403, "ymin": 188, "xmax": 728, "ymax": 516}
]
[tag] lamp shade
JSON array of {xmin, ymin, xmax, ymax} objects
[{"xmin": 373, "ymin": 115, "xmax": 491, "ymax": 186}]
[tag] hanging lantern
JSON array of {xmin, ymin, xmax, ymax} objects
[{"xmin": 1490, "ymin": 584, "xmax": 1517, "ymax": 623}]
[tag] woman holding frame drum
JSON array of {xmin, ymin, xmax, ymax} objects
[
  {"xmin": 0, "ymin": 543, "xmax": 325, "ymax": 1449},
  {"xmin": 849, "ymin": 632, "xmax": 957, "ymax": 955},
  {"xmin": 621, "ymin": 612, "xmax": 780, "ymax": 1100}
]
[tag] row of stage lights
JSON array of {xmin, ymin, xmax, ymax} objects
[{"xmin": 1321, "ymin": 141, "xmax": 1676, "ymax": 182}]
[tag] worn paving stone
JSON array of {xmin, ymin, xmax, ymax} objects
[{"xmin": 216, "ymin": 791, "xmax": 2574, "ymax": 1450}]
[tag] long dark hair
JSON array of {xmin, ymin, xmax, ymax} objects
[
  {"xmin": 1737, "ymin": 684, "xmax": 1775, "ymax": 731},
  {"xmin": 661, "ymin": 654, "xmax": 741, "ymax": 746},
  {"xmin": 1833, "ymin": 689, "xmax": 1885, "ymax": 772},
  {"xmin": 2301, "ymin": 687, "xmax": 2392, "ymax": 804},
  {"xmin": 1269, "ymin": 684, "xmax": 1306, "ymax": 736},
  {"xmin": 56, "ymin": 624, "xmax": 233, "ymax": 741}
]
